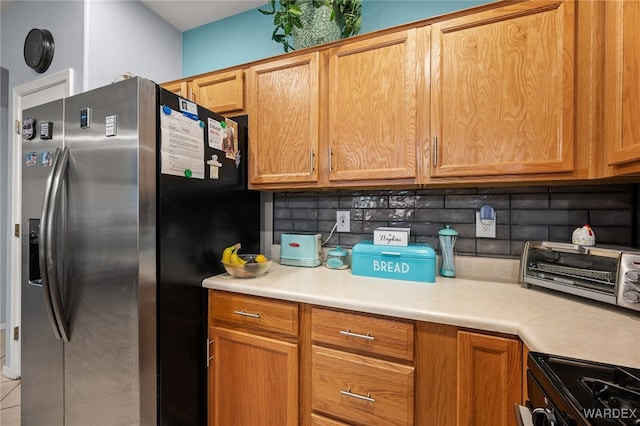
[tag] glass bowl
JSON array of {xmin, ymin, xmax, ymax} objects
[{"xmin": 221, "ymin": 254, "xmax": 272, "ymax": 278}]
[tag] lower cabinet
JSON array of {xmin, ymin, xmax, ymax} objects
[
  {"xmin": 208, "ymin": 291, "xmax": 523, "ymax": 426},
  {"xmin": 207, "ymin": 291, "xmax": 299, "ymax": 426},
  {"xmin": 312, "ymin": 346, "xmax": 415, "ymax": 426},
  {"xmin": 311, "ymin": 413, "xmax": 352, "ymax": 426},
  {"xmin": 208, "ymin": 327, "xmax": 298, "ymax": 426},
  {"xmin": 309, "ymin": 307, "xmax": 416, "ymax": 426},
  {"xmin": 416, "ymin": 322, "xmax": 523, "ymax": 426},
  {"xmin": 457, "ymin": 331, "xmax": 522, "ymax": 426}
]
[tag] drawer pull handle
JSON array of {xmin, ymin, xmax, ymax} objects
[
  {"xmin": 206, "ymin": 338, "xmax": 214, "ymax": 367},
  {"xmin": 233, "ymin": 310, "xmax": 260, "ymax": 319},
  {"xmin": 339, "ymin": 329, "xmax": 374, "ymax": 341},
  {"xmin": 340, "ymin": 388, "xmax": 375, "ymax": 403}
]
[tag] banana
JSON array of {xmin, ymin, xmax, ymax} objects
[
  {"xmin": 230, "ymin": 246, "xmax": 247, "ymax": 265},
  {"xmin": 222, "ymin": 243, "xmax": 241, "ymax": 264}
]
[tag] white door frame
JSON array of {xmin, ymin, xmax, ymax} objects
[{"xmin": 3, "ymin": 69, "xmax": 74, "ymax": 379}]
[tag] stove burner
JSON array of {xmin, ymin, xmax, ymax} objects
[
  {"xmin": 580, "ymin": 376, "xmax": 640, "ymax": 425},
  {"xmin": 613, "ymin": 368, "xmax": 640, "ymax": 393},
  {"xmin": 528, "ymin": 353, "xmax": 640, "ymax": 426}
]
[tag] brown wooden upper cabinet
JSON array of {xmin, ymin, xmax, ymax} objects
[
  {"xmin": 428, "ymin": 0, "xmax": 576, "ymax": 181},
  {"xmin": 191, "ymin": 69, "xmax": 245, "ymax": 115},
  {"xmin": 162, "ymin": 69, "xmax": 245, "ymax": 115},
  {"xmin": 326, "ymin": 30, "xmax": 419, "ymax": 185},
  {"xmin": 604, "ymin": 0, "xmax": 640, "ymax": 176},
  {"xmin": 162, "ymin": 80, "xmax": 188, "ymax": 98},
  {"xmin": 248, "ymin": 52, "xmax": 321, "ymax": 186},
  {"xmin": 247, "ymin": 30, "xmax": 421, "ymax": 189},
  {"xmin": 167, "ymin": 0, "xmax": 613, "ymax": 189}
]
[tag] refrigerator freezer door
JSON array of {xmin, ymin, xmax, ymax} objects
[
  {"xmin": 61, "ymin": 78, "xmax": 157, "ymax": 425},
  {"xmin": 21, "ymin": 99, "xmax": 65, "ymax": 426}
]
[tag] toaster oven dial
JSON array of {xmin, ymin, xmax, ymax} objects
[
  {"xmin": 623, "ymin": 288, "xmax": 640, "ymax": 303},
  {"xmin": 624, "ymin": 270, "xmax": 640, "ymax": 283}
]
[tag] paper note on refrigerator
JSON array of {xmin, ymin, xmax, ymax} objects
[
  {"xmin": 160, "ymin": 106, "xmax": 205, "ymax": 178},
  {"xmin": 207, "ymin": 117, "xmax": 224, "ymax": 151}
]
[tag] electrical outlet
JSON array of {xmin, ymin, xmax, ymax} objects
[
  {"xmin": 475, "ymin": 211, "xmax": 496, "ymax": 238},
  {"xmin": 337, "ymin": 211, "xmax": 350, "ymax": 232}
]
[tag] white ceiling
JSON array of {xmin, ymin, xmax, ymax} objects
[{"xmin": 141, "ymin": 0, "xmax": 267, "ymax": 32}]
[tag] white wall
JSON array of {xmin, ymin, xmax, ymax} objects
[
  {"xmin": 0, "ymin": 0, "xmax": 86, "ymax": 339},
  {"xmin": 86, "ymin": 0, "xmax": 181, "ymax": 89},
  {"xmin": 0, "ymin": 0, "xmax": 181, "ymax": 375}
]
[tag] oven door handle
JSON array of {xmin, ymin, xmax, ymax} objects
[{"xmin": 541, "ymin": 241, "xmax": 588, "ymax": 255}]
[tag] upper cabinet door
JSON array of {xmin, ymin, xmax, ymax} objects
[
  {"xmin": 162, "ymin": 80, "xmax": 189, "ymax": 99},
  {"xmin": 191, "ymin": 69, "xmax": 245, "ymax": 114},
  {"xmin": 248, "ymin": 53, "xmax": 320, "ymax": 185},
  {"xmin": 327, "ymin": 30, "xmax": 418, "ymax": 183},
  {"xmin": 604, "ymin": 0, "xmax": 640, "ymax": 174},
  {"xmin": 430, "ymin": 1, "xmax": 575, "ymax": 178}
]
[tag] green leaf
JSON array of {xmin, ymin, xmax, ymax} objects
[
  {"xmin": 261, "ymin": 0, "xmax": 361, "ymax": 51},
  {"xmin": 289, "ymin": 4, "xmax": 302, "ymax": 15},
  {"xmin": 292, "ymin": 16, "xmax": 303, "ymax": 28},
  {"xmin": 258, "ymin": 0, "xmax": 277, "ymax": 14}
]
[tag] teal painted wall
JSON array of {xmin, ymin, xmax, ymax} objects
[{"xmin": 182, "ymin": 0, "xmax": 491, "ymax": 76}]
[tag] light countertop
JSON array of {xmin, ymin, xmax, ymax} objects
[{"xmin": 203, "ymin": 260, "xmax": 640, "ymax": 368}]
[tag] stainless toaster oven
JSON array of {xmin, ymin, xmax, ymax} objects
[{"xmin": 519, "ymin": 241, "xmax": 640, "ymax": 312}]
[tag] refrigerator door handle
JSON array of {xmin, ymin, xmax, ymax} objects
[
  {"xmin": 39, "ymin": 147, "xmax": 63, "ymax": 340},
  {"xmin": 43, "ymin": 146, "xmax": 71, "ymax": 342}
]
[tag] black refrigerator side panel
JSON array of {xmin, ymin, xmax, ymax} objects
[{"xmin": 156, "ymin": 88, "xmax": 261, "ymax": 425}]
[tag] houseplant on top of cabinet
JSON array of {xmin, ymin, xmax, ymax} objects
[{"xmin": 259, "ymin": 0, "xmax": 362, "ymax": 52}]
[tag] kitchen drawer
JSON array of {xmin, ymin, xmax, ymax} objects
[
  {"xmin": 209, "ymin": 291, "xmax": 298, "ymax": 337},
  {"xmin": 312, "ymin": 345, "xmax": 415, "ymax": 426},
  {"xmin": 310, "ymin": 413, "xmax": 352, "ymax": 426},
  {"xmin": 312, "ymin": 307, "xmax": 414, "ymax": 361}
]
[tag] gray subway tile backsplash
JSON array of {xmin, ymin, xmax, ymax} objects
[
  {"xmin": 511, "ymin": 210, "xmax": 589, "ymax": 226},
  {"xmin": 511, "ymin": 193, "xmax": 550, "ymax": 209},
  {"xmin": 272, "ymin": 184, "xmax": 640, "ymax": 258}
]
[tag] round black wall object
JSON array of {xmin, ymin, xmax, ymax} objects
[{"xmin": 24, "ymin": 28, "xmax": 55, "ymax": 73}]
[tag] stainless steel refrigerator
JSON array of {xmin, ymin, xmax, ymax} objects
[{"xmin": 20, "ymin": 76, "xmax": 260, "ymax": 425}]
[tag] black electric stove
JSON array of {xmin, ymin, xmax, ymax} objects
[{"xmin": 524, "ymin": 352, "xmax": 640, "ymax": 426}]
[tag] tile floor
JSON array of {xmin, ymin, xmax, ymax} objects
[{"xmin": 1, "ymin": 329, "xmax": 21, "ymax": 426}]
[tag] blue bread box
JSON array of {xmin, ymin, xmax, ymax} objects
[{"xmin": 351, "ymin": 241, "xmax": 436, "ymax": 283}]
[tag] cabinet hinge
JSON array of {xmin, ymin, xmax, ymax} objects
[
  {"xmin": 15, "ymin": 120, "xmax": 21, "ymax": 134},
  {"xmin": 14, "ymin": 224, "xmax": 20, "ymax": 238},
  {"xmin": 13, "ymin": 326, "xmax": 19, "ymax": 340}
]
